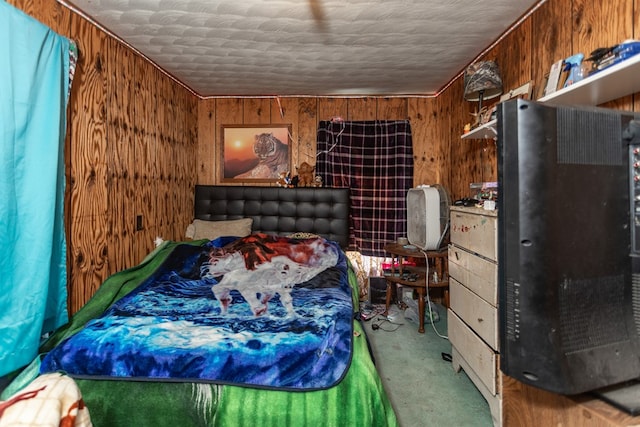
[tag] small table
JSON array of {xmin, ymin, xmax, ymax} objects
[{"xmin": 383, "ymin": 243, "xmax": 449, "ymax": 333}]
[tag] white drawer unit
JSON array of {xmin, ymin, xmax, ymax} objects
[
  {"xmin": 448, "ymin": 309, "xmax": 499, "ymax": 395},
  {"xmin": 448, "ymin": 206, "xmax": 502, "ymax": 426},
  {"xmin": 449, "ymin": 278, "xmax": 498, "ymax": 350},
  {"xmin": 450, "ymin": 207, "xmax": 497, "ymax": 261},
  {"xmin": 448, "ymin": 245, "xmax": 497, "ymax": 307}
]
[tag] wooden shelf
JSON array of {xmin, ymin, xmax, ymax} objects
[
  {"xmin": 461, "ymin": 53, "xmax": 640, "ymax": 140},
  {"xmin": 384, "ymin": 265, "xmax": 449, "ymax": 289},
  {"xmin": 461, "ymin": 119, "xmax": 497, "ymax": 140}
]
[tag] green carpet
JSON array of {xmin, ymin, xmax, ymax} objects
[{"xmin": 362, "ymin": 303, "xmax": 493, "ymax": 427}]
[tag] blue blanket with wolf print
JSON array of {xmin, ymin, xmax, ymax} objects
[{"xmin": 40, "ymin": 234, "xmax": 354, "ymax": 390}]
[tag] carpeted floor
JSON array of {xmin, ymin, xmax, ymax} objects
[{"xmin": 361, "ymin": 303, "xmax": 494, "ymax": 427}]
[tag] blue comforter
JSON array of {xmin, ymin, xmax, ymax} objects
[{"xmin": 40, "ymin": 234, "xmax": 353, "ymax": 391}]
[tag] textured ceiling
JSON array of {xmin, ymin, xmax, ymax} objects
[{"xmin": 62, "ymin": 0, "xmax": 541, "ymax": 97}]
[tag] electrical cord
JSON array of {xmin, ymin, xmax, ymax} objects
[
  {"xmin": 370, "ymin": 314, "xmax": 403, "ymax": 332},
  {"xmin": 420, "ymin": 249, "xmax": 448, "ymax": 340}
]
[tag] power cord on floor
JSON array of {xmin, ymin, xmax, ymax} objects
[{"xmin": 370, "ymin": 314, "xmax": 403, "ymax": 332}]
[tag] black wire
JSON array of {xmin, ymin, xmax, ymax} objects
[{"xmin": 370, "ymin": 315, "xmax": 403, "ymax": 332}]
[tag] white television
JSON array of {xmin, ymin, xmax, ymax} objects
[{"xmin": 406, "ymin": 185, "xmax": 451, "ymax": 250}]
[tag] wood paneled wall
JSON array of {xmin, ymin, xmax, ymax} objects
[
  {"xmin": 9, "ymin": 0, "xmax": 199, "ymax": 314},
  {"xmin": 441, "ymin": 0, "xmax": 640, "ymax": 201},
  {"xmin": 10, "ymin": 0, "xmax": 640, "ymax": 315},
  {"xmin": 197, "ymin": 97, "xmax": 447, "ymax": 189},
  {"xmin": 197, "ymin": 0, "xmax": 640, "ymax": 201}
]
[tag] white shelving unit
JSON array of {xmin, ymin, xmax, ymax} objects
[
  {"xmin": 539, "ymin": 53, "xmax": 640, "ymax": 105},
  {"xmin": 461, "ymin": 53, "xmax": 640, "ymax": 140},
  {"xmin": 461, "ymin": 119, "xmax": 497, "ymax": 140}
]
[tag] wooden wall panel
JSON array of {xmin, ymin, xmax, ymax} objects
[
  {"xmin": 574, "ymin": 0, "xmax": 635, "ymax": 111},
  {"xmin": 244, "ymin": 98, "xmax": 271, "ymax": 124},
  {"xmin": 572, "ymin": 0, "xmax": 633, "ymax": 57},
  {"xmin": 12, "ymin": 0, "xmax": 199, "ymax": 313},
  {"xmin": 636, "ymin": 0, "xmax": 640, "ymax": 40},
  {"xmin": 216, "ymin": 99, "xmax": 244, "ymax": 125},
  {"xmin": 134, "ymin": 55, "xmax": 156, "ymax": 263},
  {"xmin": 377, "ymin": 98, "xmax": 408, "ymax": 119},
  {"xmin": 199, "ymin": 96, "xmax": 439, "ymax": 188},
  {"xmin": 318, "ymin": 97, "xmax": 347, "ymax": 121},
  {"xmin": 180, "ymin": 94, "xmax": 199, "ymax": 236},
  {"xmin": 439, "ymin": 0, "xmax": 639, "ymax": 203},
  {"xmin": 493, "ymin": 19, "xmax": 532, "ymax": 96},
  {"xmin": 447, "ymin": 77, "xmax": 487, "ymax": 201},
  {"xmin": 13, "ymin": 0, "xmax": 640, "ymax": 315},
  {"xmin": 408, "ymin": 97, "xmax": 438, "ymax": 186},
  {"xmin": 408, "ymin": 96, "xmax": 451, "ymax": 190},
  {"xmin": 299, "ymin": 98, "xmax": 320, "ymax": 164},
  {"xmin": 530, "ymin": 0, "xmax": 572, "ymax": 99},
  {"xmin": 270, "ymin": 98, "xmax": 302, "ymax": 168},
  {"xmin": 438, "ymin": 94, "xmax": 453, "ymax": 193},
  {"xmin": 7, "ymin": 0, "xmax": 70, "ymax": 30},
  {"xmin": 347, "ymin": 97, "xmax": 377, "ymax": 120},
  {"xmin": 197, "ymin": 99, "xmax": 216, "ymax": 184},
  {"xmin": 154, "ymin": 67, "xmax": 170, "ymax": 236},
  {"xmin": 214, "ymin": 98, "xmax": 244, "ymax": 184},
  {"xmin": 106, "ymin": 38, "xmax": 134, "ymax": 274},
  {"xmin": 68, "ymin": 13, "xmax": 110, "ymax": 311}
]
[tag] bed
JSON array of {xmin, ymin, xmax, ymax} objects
[{"xmin": 1, "ymin": 185, "xmax": 397, "ymax": 427}]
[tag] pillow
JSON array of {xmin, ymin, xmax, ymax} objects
[{"xmin": 185, "ymin": 218, "xmax": 253, "ymax": 240}]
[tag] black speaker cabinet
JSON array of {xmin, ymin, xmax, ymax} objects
[{"xmin": 368, "ymin": 277, "xmax": 387, "ymax": 304}]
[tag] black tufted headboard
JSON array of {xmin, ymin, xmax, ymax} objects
[{"xmin": 194, "ymin": 185, "xmax": 351, "ymax": 249}]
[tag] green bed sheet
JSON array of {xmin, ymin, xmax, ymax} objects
[{"xmin": 38, "ymin": 240, "xmax": 398, "ymax": 427}]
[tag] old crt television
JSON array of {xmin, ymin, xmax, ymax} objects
[{"xmin": 497, "ymin": 98, "xmax": 640, "ymax": 397}]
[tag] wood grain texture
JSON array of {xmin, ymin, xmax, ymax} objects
[
  {"xmin": 106, "ymin": 38, "xmax": 134, "ymax": 274},
  {"xmin": 531, "ymin": 0, "xmax": 571, "ymax": 99},
  {"xmin": 244, "ymin": 98, "xmax": 271, "ymax": 124},
  {"xmin": 67, "ymin": 13, "xmax": 110, "ymax": 312},
  {"xmin": 7, "ymin": 0, "xmax": 70, "ymax": 31},
  {"xmin": 10, "ymin": 0, "xmax": 199, "ymax": 313},
  {"xmin": 494, "ymin": 19, "xmax": 532, "ymax": 96},
  {"xmin": 376, "ymin": 97, "xmax": 408, "ymax": 120},
  {"xmin": 270, "ymin": 98, "xmax": 300, "ymax": 167},
  {"xmin": 408, "ymin": 97, "xmax": 439, "ymax": 187},
  {"xmin": 347, "ymin": 97, "xmax": 377, "ymax": 121},
  {"xmin": 318, "ymin": 97, "xmax": 347, "ymax": 122},
  {"xmin": 501, "ymin": 374, "xmax": 640, "ymax": 427},
  {"xmin": 197, "ymin": 99, "xmax": 216, "ymax": 184},
  {"xmin": 447, "ymin": 76, "xmax": 486, "ymax": 201},
  {"xmin": 11, "ymin": 0, "xmax": 640, "ymax": 316}
]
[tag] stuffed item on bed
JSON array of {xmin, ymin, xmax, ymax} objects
[
  {"xmin": 185, "ymin": 218, "xmax": 253, "ymax": 240},
  {"xmin": 40, "ymin": 234, "xmax": 353, "ymax": 390}
]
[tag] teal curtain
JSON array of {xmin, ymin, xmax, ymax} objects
[{"xmin": 0, "ymin": 1, "xmax": 74, "ymax": 376}]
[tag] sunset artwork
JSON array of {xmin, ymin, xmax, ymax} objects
[{"xmin": 220, "ymin": 125, "xmax": 291, "ymax": 183}]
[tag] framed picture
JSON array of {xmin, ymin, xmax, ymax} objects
[
  {"xmin": 499, "ymin": 81, "xmax": 533, "ymax": 102},
  {"xmin": 219, "ymin": 124, "xmax": 292, "ymax": 183},
  {"xmin": 543, "ymin": 60, "xmax": 563, "ymax": 97}
]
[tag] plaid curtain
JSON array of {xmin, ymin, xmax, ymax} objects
[{"xmin": 316, "ymin": 120, "xmax": 414, "ymax": 257}]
